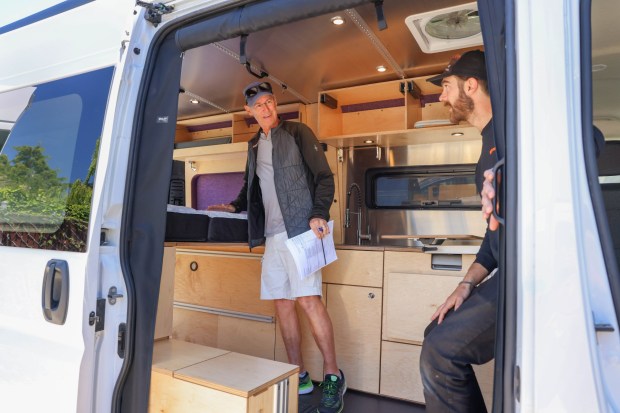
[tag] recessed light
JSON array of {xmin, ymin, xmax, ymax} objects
[
  {"xmin": 364, "ymin": 139, "xmax": 374, "ymax": 144},
  {"xmin": 376, "ymin": 65, "xmax": 387, "ymax": 72},
  {"xmin": 451, "ymin": 132, "xmax": 464, "ymax": 136},
  {"xmin": 331, "ymin": 16, "xmax": 345, "ymax": 25},
  {"xmin": 189, "ymin": 98, "xmax": 199, "ymax": 104},
  {"xmin": 592, "ymin": 64, "xmax": 607, "ymax": 72}
]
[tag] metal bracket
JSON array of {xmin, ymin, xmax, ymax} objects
[
  {"xmin": 136, "ymin": 1, "xmax": 174, "ymax": 27},
  {"xmin": 108, "ymin": 286, "xmax": 124, "ymax": 305}
]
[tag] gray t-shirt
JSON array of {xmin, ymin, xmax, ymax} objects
[{"xmin": 256, "ymin": 130, "xmax": 286, "ymax": 236}]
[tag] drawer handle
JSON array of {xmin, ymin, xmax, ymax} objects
[
  {"xmin": 190, "ymin": 261, "xmax": 198, "ymax": 271},
  {"xmin": 368, "ymin": 292, "xmax": 375, "ymax": 299}
]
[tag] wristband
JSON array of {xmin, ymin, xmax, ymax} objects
[{"xmin": 459, "ymin": 281, "xmax": 475, "ymax": 288}]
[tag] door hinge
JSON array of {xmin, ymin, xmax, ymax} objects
[{"xmin": 136, "ymin": 1, "xmax": 174, "ymax": 27}]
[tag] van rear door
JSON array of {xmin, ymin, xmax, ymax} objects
[{"xmin": 0, "ymin": 1, "xmax": 135, "ymax": 412}]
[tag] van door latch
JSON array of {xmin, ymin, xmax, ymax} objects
[
  {"xmin": 108, "ymin": 286, "xmax": 124, "ymax": 305},
  {"xmin": 136, "ymin": 1, "xmax": 174, "ymax": 27}
]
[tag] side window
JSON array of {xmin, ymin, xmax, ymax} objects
[{"xmin": 0, "ymin": 67, "xmax": 113, "ymax": 252}]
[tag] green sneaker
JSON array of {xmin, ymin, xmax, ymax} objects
[
  {"xmin": 316, "ymin": 369, "xmax": 346, "ymax": 413},
  {"xmin": 299, "ymin": 371, "xmax": 314, "ymax": 395}
]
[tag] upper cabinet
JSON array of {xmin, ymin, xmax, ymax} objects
[{"xmin": 316, "ymin": 76, "xmax": 480, "ymax": 148}]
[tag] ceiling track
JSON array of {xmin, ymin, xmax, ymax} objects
[
  {"xmin": 344, "ymin": 8, "xmax": 405, "ymax": 79},
  {"xmin": 181, "ymin": 89, "xmax": 230, "ymax": 113},
  {"xmin": 211, "ymin": 42, "xmax": 312, "ymax": 104}
]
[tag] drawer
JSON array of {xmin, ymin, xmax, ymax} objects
[
  {"xmin": 380, "ymin": 341, "xmax": 424, "ymax": 403},
  {"xmin": 173, "ymin": 307, "xmax": 276, "ymax": 360},
  {"xmin": 384, "ymin": 251, "xmax": 475, "ymax": 277},
  {"xmin": 175, "ymin": 251, "xmax": 274, "ymax": 316},
  {"xmin": 323, "ymin": 249, "xmax": 383, "ymax": 287}
]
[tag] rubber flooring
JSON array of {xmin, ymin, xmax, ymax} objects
[{"xmin": 298, "ymin": 386, "xmax": 425, "ymax": 413}]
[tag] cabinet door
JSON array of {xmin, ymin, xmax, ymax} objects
[
  {"xmin": 327, "ymin": 284, "xmax": 382, "ymax": 393},
  {"xmin": 322, "ymin": 249, "xmax": 383, "ymax": 287},
  {"xmin": 383, "ymin": 272, "xmax": 460, "ymax": 344}
]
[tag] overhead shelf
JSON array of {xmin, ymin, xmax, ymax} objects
[{"xmin": 319, "ymin": 124, "xmax": 481, "ymax": 148}]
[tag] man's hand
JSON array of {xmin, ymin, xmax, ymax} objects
[
  {"xmin": 309, "ymin": 217, "xmax": 329, "ymax": 239},
  {"xmin": 207, "ymin": 203, "xmax": 235, "ymax": 212},
  {"xmin": 481, "ymin": 169, "xmax": 499, "ymax": 231},
  {"xmin": 431, "ymin": 282, "xmax": 473, "ymax": 324}
]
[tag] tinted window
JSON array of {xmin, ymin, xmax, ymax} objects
[
  {"xmin": 0, "ymin": 67, "xmax": 113, "ymax": 251},
  {"xmin": 367, "ymin": 165, "xmax": 479, "ymax": 209}
]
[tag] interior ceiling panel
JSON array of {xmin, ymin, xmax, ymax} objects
[{"xmin": 178, "ymin": 0, "xmax": 481, "ymax": 120}]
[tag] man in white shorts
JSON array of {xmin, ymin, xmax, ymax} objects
[{"xmin": 208, "ymin": 81, "xmax": 345, "ymax": 413}]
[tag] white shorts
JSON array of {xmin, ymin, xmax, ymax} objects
[{"xmin": 261, "ymin": 231, "xmax": 322, "ymax": 300}]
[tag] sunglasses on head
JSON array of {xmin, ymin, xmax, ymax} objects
[{"xmin": 244, "ymin": 82, "xmax": 272, "ymax": 99}]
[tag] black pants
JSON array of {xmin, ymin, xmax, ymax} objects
[{"xmin": 419, "ymin": 274, "xmax": 498, "ymax": 413}]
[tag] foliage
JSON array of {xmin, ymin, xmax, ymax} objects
[{"xmin": 0, "ymin": 141, "xmax": 100, "ymax": 251}]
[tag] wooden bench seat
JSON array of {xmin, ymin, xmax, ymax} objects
[{"xmin": 149, "ymin": 339, "xmax": 299, "ymax": 413}]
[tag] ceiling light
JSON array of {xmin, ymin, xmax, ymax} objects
[
  {"xmin": 451, "ymin": 132, "xmax": 464, "ymax": 137},
  {"xmin": 189, "ymin": 98, "xmax": 199, "ymax": 104},
  {"xmin": 405, "ymin": 2, "xmax": 483, "ymax": 53},
  {"xmin": 592, "ymin": 64, "xmax": 607, "ymax": 72},
  {"xmin": 364, "ymin": 139, "xmax": 374, "ymax": 144},
  {"xmin": 331, "ymin": 16, "xmax": 345, "ymax": 25},
  {"xmin": 376, "ymin": 65, "xmax": 387, "ymax": 72}
]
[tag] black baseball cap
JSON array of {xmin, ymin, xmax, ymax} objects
[{"xmin": 427, "ymin": 50, "xmax": 487, "ymax": 87}]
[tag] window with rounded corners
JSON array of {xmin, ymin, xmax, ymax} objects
[{"xmin": 0, "ymin": 67, "xmax": 113, "ymax": 251}]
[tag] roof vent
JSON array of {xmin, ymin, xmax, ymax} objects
[{"xmin": 405, "ymin": 2, "xmax": 482, "ymax": 54}]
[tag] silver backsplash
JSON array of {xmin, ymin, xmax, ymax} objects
[{"xmin": 342, "ymin": 141, "xmax": 487, "ymax": 247}]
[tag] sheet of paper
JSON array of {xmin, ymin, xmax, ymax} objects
[{"xmin": 285, "ymin": 220, "xmax": 337, "ymax": 279}]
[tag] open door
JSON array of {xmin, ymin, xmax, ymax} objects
[{"xmin": 0, "ymin": 1, "xmax": 135, "ymax": 412}]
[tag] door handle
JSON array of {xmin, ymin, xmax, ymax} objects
[{"xmin": 42, "ymin": 259, "xmax": 70, "ymax": 325}]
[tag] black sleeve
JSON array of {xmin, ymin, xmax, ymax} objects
[
  {"xmin": 474, "ymin": 227, "xmax": 498, "ymax": 272},
  {"xmin": 294, "ymin": 123, "xmax": 335, "ymax": 221}
]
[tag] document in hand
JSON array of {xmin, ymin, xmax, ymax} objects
[{"xmin": 285, "ymin": 220, "xmax": 338, "ymax": 279}]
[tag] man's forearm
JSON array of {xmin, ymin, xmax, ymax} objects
[{"xmin": 462, "ymin": 262, "xmax": 491, "ymax": 286}]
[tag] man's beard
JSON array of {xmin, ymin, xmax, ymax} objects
[{"xmin": 446, "ymin": 86, "xmax": 474, "ymax": 124}]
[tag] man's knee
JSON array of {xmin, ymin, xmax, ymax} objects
[{"xmin": 296, "ymin": 295, "xmax": 322, "ymax": 311}]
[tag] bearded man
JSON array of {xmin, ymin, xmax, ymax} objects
[{"xmin": 419, "ymin": 50, "xmax": 499, "ymax": 413}]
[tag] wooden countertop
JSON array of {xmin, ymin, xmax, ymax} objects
[{"xmin": 165, "ymin": 242, "xmax": 438, "ymax": 254}]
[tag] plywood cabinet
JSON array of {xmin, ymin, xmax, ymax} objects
[
  {"xmin": 380, "ymin": 250, "xmax": 493, "ymax": 408},
  {"xmin": 173, "ymin": 250, "xmax": 277, "ymax": 359},
  {"xmin": 327, "ymin": 284, "xmax": 382, "ymax": 393}
]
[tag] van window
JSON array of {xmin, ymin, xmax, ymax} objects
[
  {"xmin": 0, "ymin": 67, "xmax": 113, "ymax": 251},
  {"xmin": 366, "ymin": 165, "xmax": 479, "ymax": 209}
]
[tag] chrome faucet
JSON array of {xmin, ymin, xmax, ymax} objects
[{"xmin": 345, "ymin": 183, "xmax": 372, "ymax": 245}]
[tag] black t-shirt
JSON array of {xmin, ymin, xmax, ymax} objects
[{"xmin": 474, "ymin": 120, "xmax": 499, "ymax": 272}]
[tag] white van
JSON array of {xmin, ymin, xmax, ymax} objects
[{"xmin": 0, "ymin": 0, "xmax": 619, "ymax": 412}]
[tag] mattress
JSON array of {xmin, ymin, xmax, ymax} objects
[{"xmin": 165, "ymin": 205, "xmax": 248, "ymax": 242}]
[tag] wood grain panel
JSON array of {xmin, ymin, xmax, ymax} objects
[
  {"xmin": 172, "ymin": 308, "xmax": 276, "ymax": 360},
  {"xmin": 383, "ymin": 272, "xmax": 460, "ymax": 344},
  {"xmin": 154, "ymin": 246, "xmax": 176, "ymax": 340},
  {"xmin": 175, "ymin": 252, "xmax": 275, "ymax": 316},
  {"xmin": 152, "ymin": 339, "xmax": 229, "ymax": 376},
  {"xmin": 149, "ymin": 370, "xmax": 246, "ymax": 413},
  {"xmin": 327, "ymin": 284, "xmax": 381, "ymax": 393},
  {"xmin": 322, "ymin": 249, "xmax": 383, "ymax": 287},
  {"xmin": 174, "ymin": 352, "xmax": 298, "ymax": 397},
  {"xmin": 380, "ymin": 341, "xmax": 424, "ymax": 403},
  {"xmin": 341, "ymin": 107, "xmax": 406, "ymax": 135}
]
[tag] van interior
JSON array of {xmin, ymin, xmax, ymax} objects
[{"xmin": 120, "ymin": 0, "xmax": 620, "ymax": 412}]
